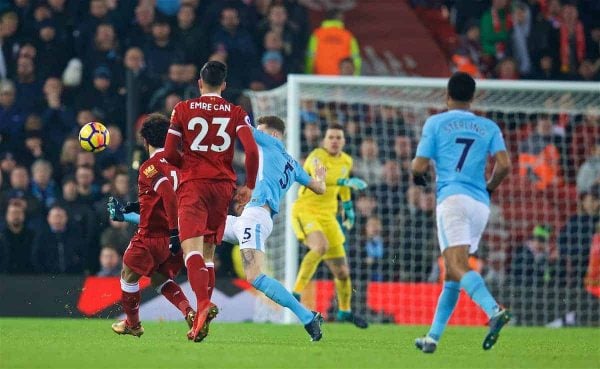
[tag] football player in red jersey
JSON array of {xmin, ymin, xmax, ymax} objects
[
  {"xmin": 164, "ymin": 61, "xmax": 259, "ymax": 342},
  {"xmin": 110, "ymin": 113, "xmax": 194, "ymax": 337}
]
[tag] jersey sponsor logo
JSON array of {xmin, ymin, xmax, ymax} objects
[{"xmin": 143, "ymin": 164, "xmax": 158, "ymax": 178}]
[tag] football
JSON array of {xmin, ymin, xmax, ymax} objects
[{"xmin": 78, "ymin": 122, "xmax": 110, "ymax": 152}]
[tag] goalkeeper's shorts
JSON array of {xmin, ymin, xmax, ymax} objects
[{"xmin": 292, "ymin": 209, "xmax": 346, "ymax": 260}]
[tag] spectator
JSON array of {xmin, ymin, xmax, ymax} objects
[
  {"xmin": 58, "ymin": 175, "xmax": 97, "ymax": 268},
  {"xmin": 0, "ymin": 166, "xmax": 42, "ymax": 220},
  {"xmin": 531, "ymin": 53, "xmax": 560, "ymax": 80},
  {"xmin": 509, "ymin": 225, "xmax": 557, "ymax": 287},
  {"xmin": 100, "ymin": 219, "xmax": 135, "ymax": 255},
  {"xmin": 495, "ymin": 57, "xmax": 520, "ymax": 79},
  {"xmin": 511, "ymin": 2, "xmax": 533, "ymax": 77},
  {"xmin": 257, "ymin": 3, "xmax": 301, "ymax": 70},
  {"xmin": 14, "ymin": 56, "xmax": 43, "ymax": 113},
  {"xmin": 32, "ymin": 205, "xmax": 83, "ymax": 274},
  {"xmin": 577, "ymin": 140, "xmax": 600, "ymax": 193},
  {"xmin": 250, "ymin": 51, "xmax": 287, "ymax": 91},
  {"xmin": 0, "ymin": 11, "xmax": 19, "ymax": 78},
  {"xmin": 211, "ymin": 6, "xmax": 259, "ymax": 92},
  {"xmin": 161, "ymin": 93, "xmax": 182, "ymax": 118},
  {"xmin": 0, "ymin": 202, "xmax": 35, "ymax": 273},
  {"xmin": 558, "ymin": 185, "xmax": 600, "ymax": 288},
  {"xmin": 77, "ymin": 66, "xmax": 124, "ymax": 129},
  {"xmin": 35, "ymin": 19, "xmax": 70, "ymax": 80},
  {"xmin": 96, "ymin": 246, "xmax": 121, "ymax": 277},
  {"xmin": 374, "ymin": 160, "xmax": 404, "ymax": 217},
  {"xmin": 452, "ymin": 20, "xmax": 484, "ymax": 78},
  {"xmin": 397, "ymin": 187, "xmax": 436, "ymax": 281},
  {"xmin": 30, "ymin": 159, "xmax": 58, "ymax": 210},
  {"xmin": 143, "ymin": 18, "xmax": 184, "ymax": 79},
  {"xmin": 0, "ymin": 80, "xmax": 27, "ymax": 152},
  {"xmin": 83, "ymin": 22, "xmax": 122, "ymax": 81},
  {"xmin": 518, "ymin": 114, "xmax": 564, "ymax": 190},
  {"xmin": 353, "ymin": 138, "xmax": 383, "ymax": 185},
  {"xmin": 301, "ymin": 121, "xmax": 321, "ymax": 155},
  {"xmin": 120, "ymin": 47, "xmax": 160, "ymax": 113},
  {"xmin": 75, "ymin": 165, "xmax": 100, "ymax": 205},
  {"xmin": 559, "ymin": 3, "xmax": 586, "ymax": 77},
  {"xmin": 98, "ymin": 125, "xmax": 126, "ymax": 166},
  {"xmin": 76, "ymin": 151, "xmax": 96, "ymax": 170},
  {"xmin": 148, "ymin": 62, "xmax": 198, "ymax": 111},
  {"xmin": 305, "ymin": 9, "xmax": 361, "ymax": 75},
  {"xmin": 576, "ymin": 59, "xmax": 600, "ymax": 81},
  {"xmin": 41, "ymin": 78, "xmax": 76, "ymax": 149},
  {"xmin": 0, "ymin": 152, "xmax": 16, "ymax": 189},
  {"xmin": 339, "ymin": 57, "xmax": 356, "ymax": 76},
  {"xmin": 364, "ymin": 216, "xmax": 385, "ymax": 281},
  {"xmin": 75, "ymin": 0, "xmax": 114, "ymax": 56},
  {"xmin": 480, "ymin": 0, "xmax": 511, "ymax": 60},
  {"xmin": 56, "ymin": 137, "xmax": 80, "ymax": 182},
  {"xmin": 126, "ymin": 4, "xmax": 155, "ymax": 48},
  {"xmin": 175, "ymin": 3, "xmax": 209, "ymax": 65},
  {"xmin": 394, "ymin": 134, "xmax": 414, "ymax": 179}
]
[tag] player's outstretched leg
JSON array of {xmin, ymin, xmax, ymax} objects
[
  {"xmin": 242, "ymin": 247, "xmax": 323, "ymax": 341},
  {"xmin": 112, "ymin": 267, "xmax": 144, "ymax": 337},
  {"xmin": 415, "ymin": 281, "xmax": 460, "ymax": 353},
  {"xmin": 325, "ymin": 258, "xmax": 368, "ymax": 329},
  {"xmin": 460, "ymin": 271, "xmax": 511, "ymax": 350},
  {"xmin": 152, "ymin": 275, "xmax": 195, "ymax": 328}
]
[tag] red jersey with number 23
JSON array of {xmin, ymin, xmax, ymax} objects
[
  {"xmin": 168, "ymin": 93, "xmax": 252, "ymax": 184},
  {"xmin": 137, "ymin": 149, "xmax": 179, "ymax": 237}
]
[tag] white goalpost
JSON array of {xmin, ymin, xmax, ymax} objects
[{"xmin": 247, "ymin": 75, "xmax": 600, "ymax": 326}]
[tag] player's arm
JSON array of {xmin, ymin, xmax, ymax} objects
[
  {"xmin": 486, "ymin": 127, "xmax": 512, "ymax": 194},
  {"xmin": 107, "ymin": 197, "xmax": 140, "ymax": 224},
  {"xmin": 412, "ymin": 118, "xmax": 435, "ymax": 186},
  {"xmin": 339, "ymin": 159, "xmax": 356, "ymax": 230},
  {"xmin": 164, "ymin": 104, "xmax": 184, "ymax": 168},
  {"xmin": 152, "ymin": 174, "xmax": 181, "ymax": 254},
  {"xmin": 235, "ymin": 118, "xmax": 260, "ymax": 204}
]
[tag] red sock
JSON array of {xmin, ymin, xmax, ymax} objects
[
  {"xmin": 185, "ymin": 252, "xmax": 210, "ymax": 312},
  {"xmin": 159, "ymin": 280, "xmax": 191, "ymax": 316},
  {"xmin": 120, "ymin": 279, "xmax": 141, "ymax": 327},
  {"xmin": 206, "ymin": 262, "xmax": 215, "ymax": 299}
]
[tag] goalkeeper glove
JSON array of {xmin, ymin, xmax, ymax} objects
[
  {"xmin": 107, "ymin": 197, "xmax": 125, "ymax": 221},
  {"xmin": 342, "ymin": 201, "xmax": 356, "ymax": 230},
  {"xmin": 123, "ymin": 201, "xmax": 140, "ymax": 214},
  {"xmin": 169, "ymin": 229, "xmax": 181, "ymax": 255},
  {"xmin": 337, "ymin": 177, "xmax": 368, "ymax": 191},
  {"xmin": 412, "ymin": 173, "xmax": 429, "ymax": 187}
]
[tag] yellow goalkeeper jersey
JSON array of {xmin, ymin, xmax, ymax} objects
[{"xmin": 294, "ymin": 148, "xmax": 353, "ymax": 215}]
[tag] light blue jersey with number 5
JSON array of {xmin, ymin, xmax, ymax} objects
[
  {"xmin": 246, "ymin": 128, "xmax": 312, "ymax": 216},
  {"xmin": 415, "ymin": 110, "xmax": 507, "ymax": 206}
]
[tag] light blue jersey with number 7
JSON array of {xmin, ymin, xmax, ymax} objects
[{"xmin": 415, "ymin": 109, "xmax": 507, "ymax": 206}]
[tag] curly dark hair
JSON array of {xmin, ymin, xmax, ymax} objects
[{"xmin": 140, "ymin": 113, "xmax": 170, "ymax": 148}]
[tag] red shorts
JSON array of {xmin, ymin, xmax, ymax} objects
[
  {"xmin": 177, "ymin": 179, "xmax": 235, "ymax": 244},
  {"xmin": 123, "ymin": 233, "xmax": 184, "ymax": 278}
]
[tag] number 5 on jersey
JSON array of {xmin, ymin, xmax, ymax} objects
[{"xmin": 188, "ymin": 117, "xmax": 231, "ymax": 152}]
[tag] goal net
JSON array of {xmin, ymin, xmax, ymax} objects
[{"xmin": 246, "ymin": 76, "xmax": 600, "ymax": 327}]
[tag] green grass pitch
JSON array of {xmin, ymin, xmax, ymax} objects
[{"xmin": 1, "ymin": 318, "xmax": 598, "ymax": 369}]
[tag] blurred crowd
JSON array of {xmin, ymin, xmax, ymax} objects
[
  {"xmin": 0, "ymin": 0, "xmax": 316, "ymax": 276},
  {"xmin": 414, "ymin": 0, "xmax": 600, "ymax": 81}
]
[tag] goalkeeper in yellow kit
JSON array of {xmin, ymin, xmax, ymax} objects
[{"xmin": 292, "ymin": 123, "xmax": 369, "ymax": 328}]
